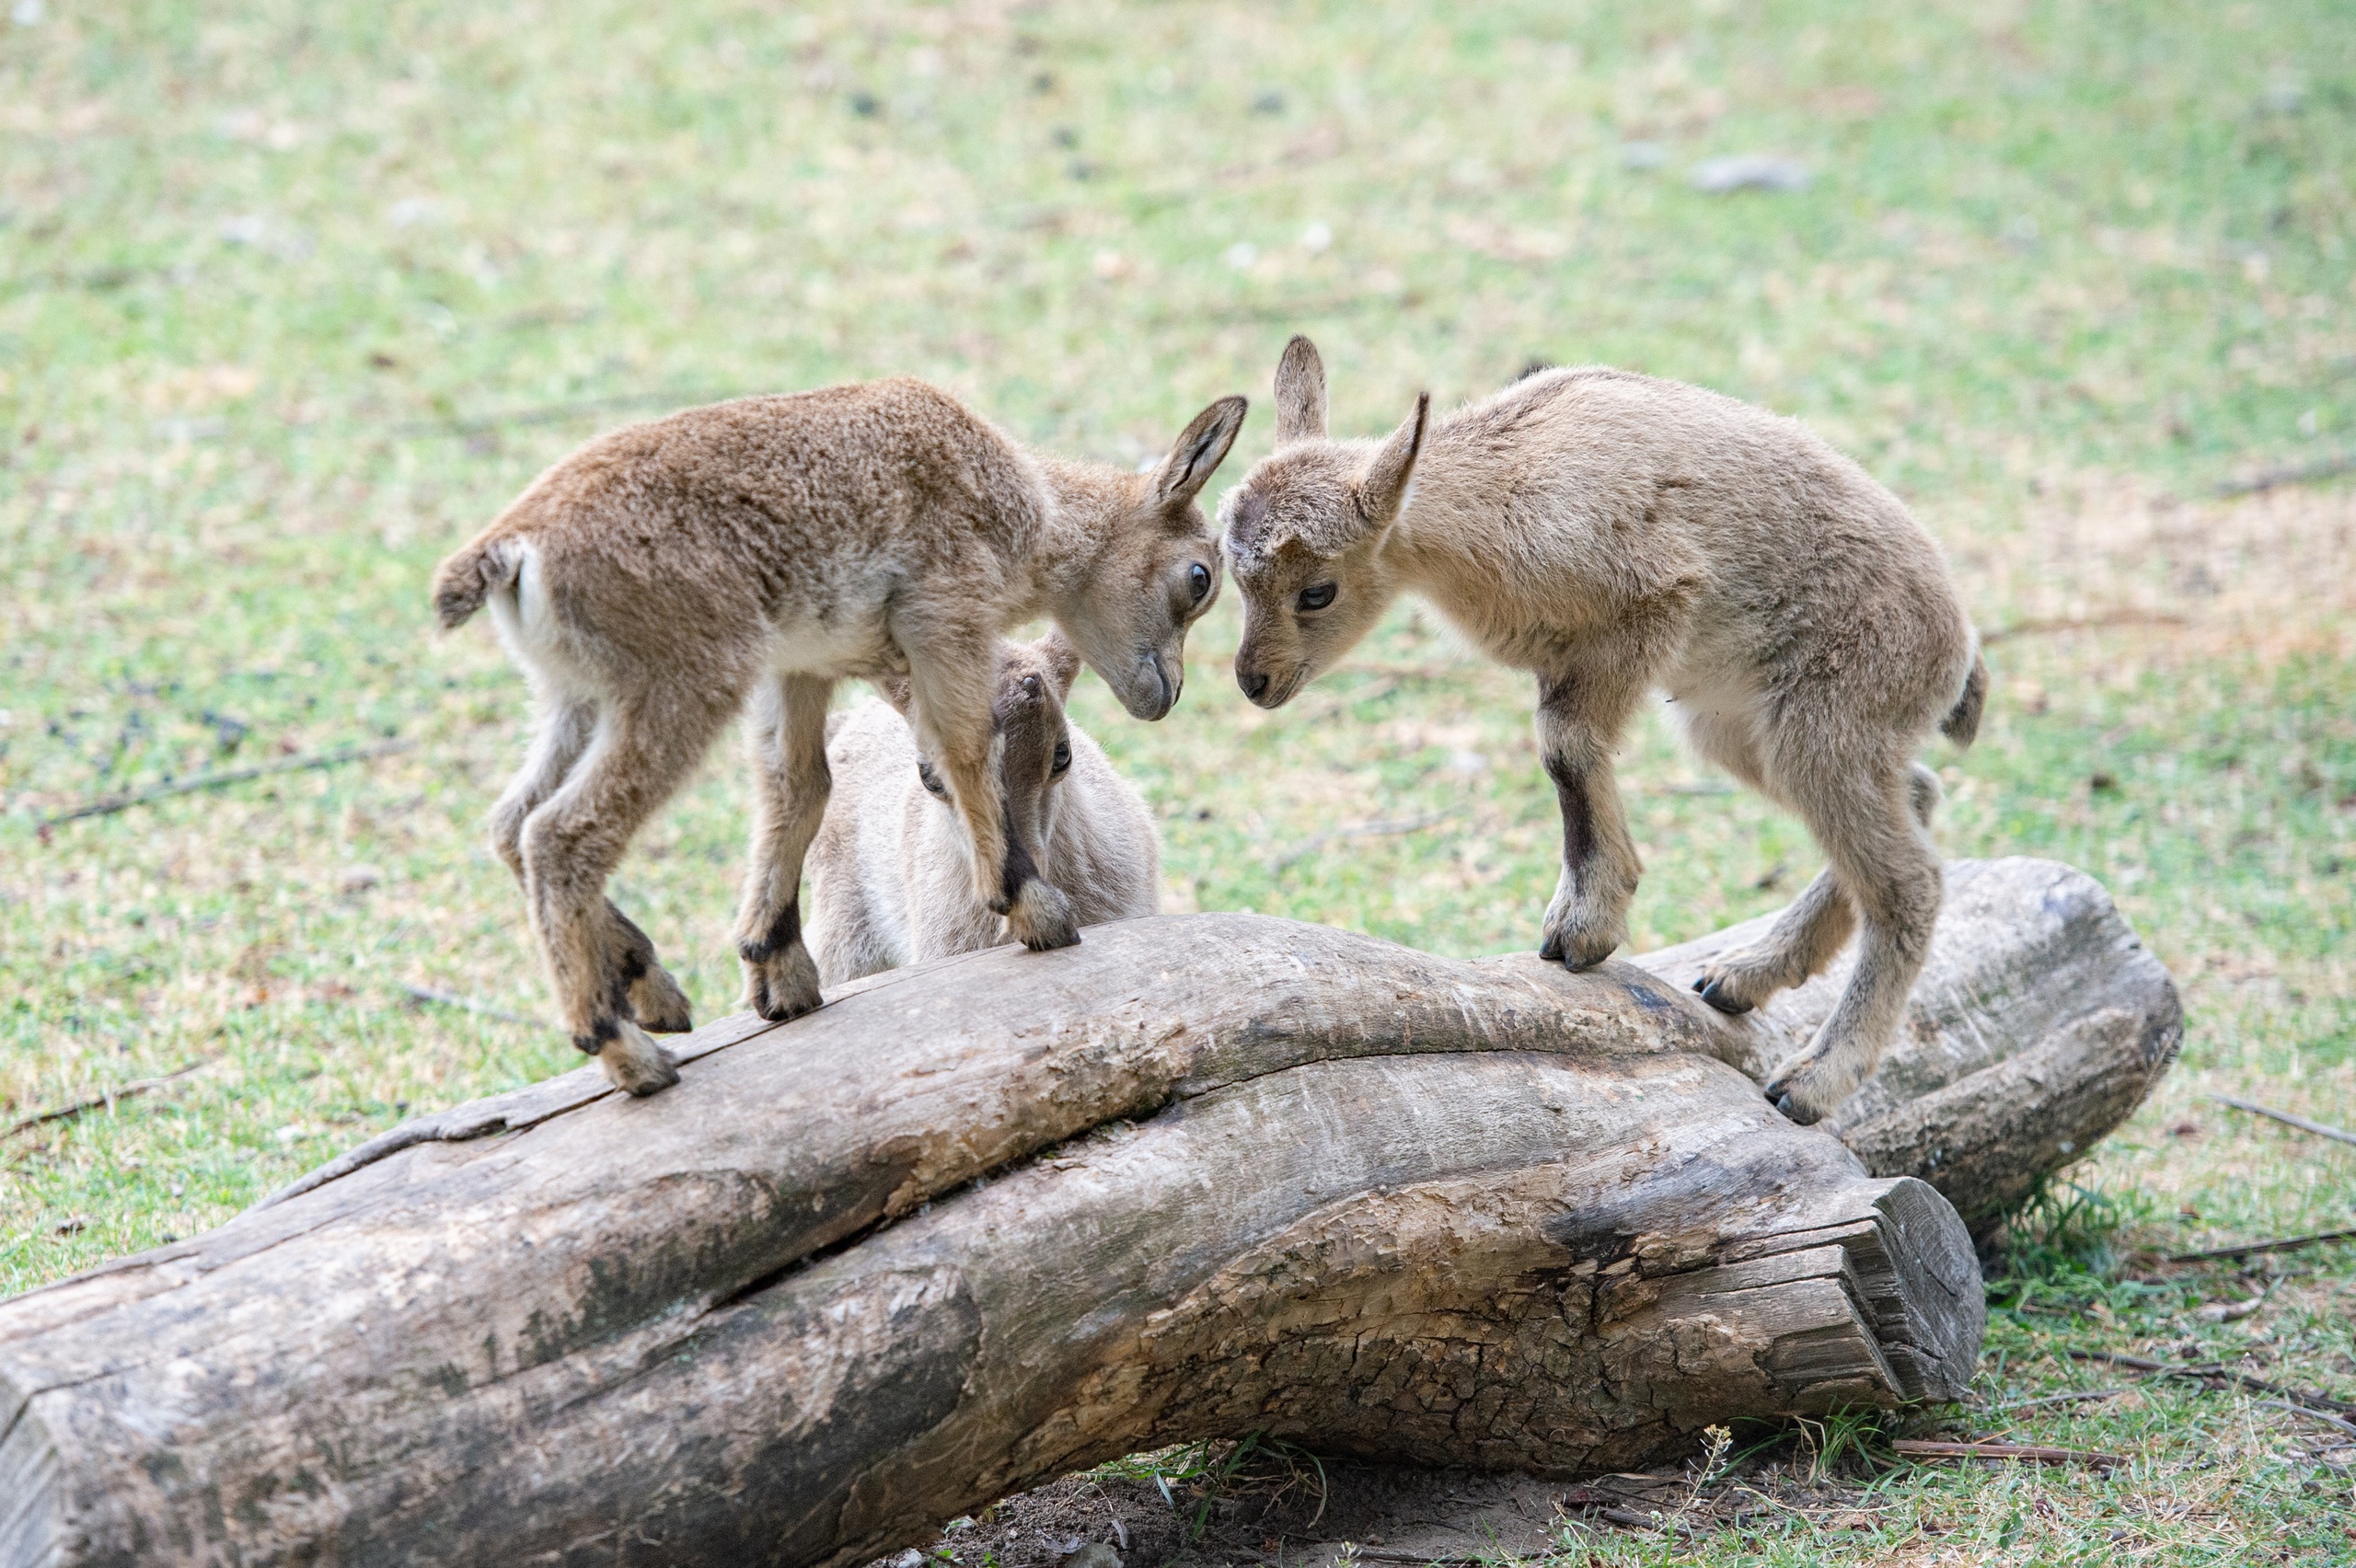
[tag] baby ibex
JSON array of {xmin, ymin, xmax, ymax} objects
[
  {"xmin": 433, "ymin": 379, "xmax": 1242, "ymax": 1095},
  {"xmin": 804, "ymin": 633, "xmax": 1160, "ymax": 983},
  {"xmin": 1222, "ymin": 337, "xmax": 1986, "ymax": 1124}
]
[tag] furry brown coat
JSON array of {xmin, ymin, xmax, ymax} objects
[
  {"xmin": 805, "ymin": 635, "xmax": 1161, "ymax": 984},
  {"xmin": 433, "ymin": 379, "xmax": 1241, "ymax": 1094},
  {"xmin": 1221, "ymin": 337, "xmax": 1985, "ymax": 1124}
]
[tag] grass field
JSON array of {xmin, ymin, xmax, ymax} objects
[{"xmin": 4, "ymin": 0, "xmax": 2354, "ymax": 1560}]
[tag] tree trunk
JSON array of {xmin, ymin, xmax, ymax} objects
[{"xmin": 0, "ymin": 858, "xmax": 2176, "ymax": 1568}]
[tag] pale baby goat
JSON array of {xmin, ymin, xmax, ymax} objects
[
  {"xmin": 804, "ymin": 634, "xmax": 1160, "ymax": 984},
  {"xmin": 433, "ymin": 379, "xmax": 1242, "ymax": 1096},
  {"xmin": 1221, "ymin": 337, "xmax": 1986, "ymax": 1124}
]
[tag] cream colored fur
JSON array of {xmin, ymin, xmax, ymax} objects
[
  {"xmin": 433, "ymin": 379, "xmax": 1241, "ymax": 1095},
  {"xmin": 805, "ymin": 634, "xmax": 1160, "ymax": 983},
  {"xmin": 1222, "ymin": 337, "xmax": 1987, "ymax": 1124}
]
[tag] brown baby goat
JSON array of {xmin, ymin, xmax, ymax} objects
[
  {"xmin": 1222, "ymin": 338, "xmax": 1985, "ymax": 1124},
  {"xmin": 433, "ymin": 379, "xmax": 1242, "ymax": 1095},
  {"xmin": 804, "ymin": 634, "xmax": 1160, "ymax": 984}
]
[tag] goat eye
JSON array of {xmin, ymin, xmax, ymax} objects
[
  {"xmin": 917, "ymin": 761, "xmax": 947, "ymax": 798},
  {"xmin": 1051, "ymin": 741, "xmax": 1072, "ymax": 776},
  {"xmin": 1297, "ymin": 581, "xmax": 1337, "ymax": 612},
  {"xmin": 1187, "ymin": 561, "xmax": 1212, "ymax": 605}
]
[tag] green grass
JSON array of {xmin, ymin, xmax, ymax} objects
[{"xmin": 5, "ymin": 0, "xmax": 2354, "ymax": 1558}]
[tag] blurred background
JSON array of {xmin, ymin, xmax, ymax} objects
[{"xmin": 2, "ymin": 4, "xmax": 2353, "ymax": 1537}]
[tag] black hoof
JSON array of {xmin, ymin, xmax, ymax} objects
[
  {"xmin": 758, "ymin": 997, "xmax": 820, "ymax": 1024},
  {"xmin": 749, "ymin": 980, "xmax": 820, "ymax": 1024},
  {"xmin": 1694, "ymin": 976, "xmax": 1754, "ymax": 1016}
]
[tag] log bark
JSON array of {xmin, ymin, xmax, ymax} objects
[{"xmin": 0, "ymin": 858, "xmax": 2175, "ymax": 1568}]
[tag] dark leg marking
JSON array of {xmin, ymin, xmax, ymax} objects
[
  {"xmin": 572, "ymin": 1015, "xmax": 620, "ymax": 1057},
  {"xmin": 605, "ymin": 945, "xmax": 647, "ymax": 1019},
  {"xmin": 738, "ymin": 902, "xmax": 802, "ymax": 964},
  {"xmin": 1544, "ymin": 751, "xmax": 1595, "ymax": 872}
]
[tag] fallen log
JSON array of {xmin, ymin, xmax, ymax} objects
[{"xmin": 0, "ymin": 857, "xmax": 2176, "ymax": 1568}]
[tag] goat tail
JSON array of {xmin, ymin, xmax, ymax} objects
[
  {"xmin": 1940, "ymin": 641, "xmax": 1990, "ymax": 749},
  {"xmin": 431, "ymin": 533, "xmax": 521, "ymax": 630}
]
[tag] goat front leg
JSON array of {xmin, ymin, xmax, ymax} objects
[
  {"xmin": 735, "ymin": 674, "xmax": 835, "ymax": 1022},
  {"xmin": 908, "ymin": 654, "xmax": 1078, "ymax": 951},
  {"xmin": 1534, "ymin": 667, "xmax": 1645, "ymax": 971}
]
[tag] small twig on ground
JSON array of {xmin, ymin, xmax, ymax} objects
[
  {"xmin": 1269, "ymin": 810, "xmax": 1456, "ymax": 874},
  {"xmin": 1994, "ymin": 1387, "xmax": 2132, "ymax": 1412},
  {"xmin": 2254, "ymin": 1400, "xmax": 2356, "ymax": 1440},
  {"xmin": 2212, "ymin": 1094, "xmax": 2356, "ymax": 1149},
  {"xmin": 1891, "ymin": 1438, "xmax": 2122, "ymax": 1469},
  {"xmin": 2169, "ymin": 1224, "xmax": 2356, "ymax": 1263},
  {"xmin": 1553, "ymin": 1490, "xmax": 1695, "ymax": 1538},
  {"xmin": 3, "ymin": 1060, "xmax": 215, "ymax": 1143},
  {"xmin": 1981, "ymin": 610, "xmax": 2189, "ymax": 643},
  {"xmin": 2068, "ymin": 1349, "xmax": 2356, "ymax": 1416},
  {"xmin": 2194, "ymin": 1274, "xmax": 2281, "ymax": 1324},
  {"xmin": 37, "ymin": 740, "xmax": 412, "ymax": 830},
  {"xmin": 2214, "ymin": 451, "xmax": 2356, "ymax": 498},
  {"xmin": 401, "ymin": 985, "xmax": 556, "ymax": 1032}
]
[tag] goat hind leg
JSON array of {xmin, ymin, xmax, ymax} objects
[
  {"xmin": 491, "ymin": 697, "xmax": 695, "ymax": 1033},
  {"xmin": 1761, "ymin": 764, "xmax": 1943, "ymax": 1124},
  {"xmin": 603, "ymin": 899, "xmax": 694, "ymax": 1033},
  {"xmin": 522, "ymin": 699, "xmax": 726, "ymax": 1096},
  {"xmin": 490, "ymin": 695, "xmax": 597, "ymax": 881},
  {"xmin": 1692, "ymin": 867, "xmax": 1855, "ymax": 1015},
  {"xmin": 735, "ymin": 674, "xmax": 834, "ymax": 1022},
  {"xmin": 1908, "ymin": 760, "xmax": 1943, "ymax": 827}
]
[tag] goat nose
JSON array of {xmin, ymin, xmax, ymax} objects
[{"xmin": 1239, "ymin": 669, "xmax": 1270, "ymax": 701}]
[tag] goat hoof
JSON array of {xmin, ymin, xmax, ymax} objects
[
  {"xmin": 596, "ymin": 1021, "xmax": 680, "ymax": 1098},
  {"xmin": 1693, "ymin": 974, "xmax": 1755, "ymax": 1016},
  {"xmin": 1545, "ymin": 930, "xmax": 1621, "ymax": 972},
  {"xmin": 1539, "ymin": 905, "xmax": 1624, "ymax": 973},
  {"xmin": 743, "ymin": 942, "xmax": 823, "ymax": 1023},
  {"xmin": 1762, "ymin": 1064, "xmax": 1832, "ymax": 1125}
]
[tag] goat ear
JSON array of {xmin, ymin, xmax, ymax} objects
[
  {"xmin": 1155, "ymin": 395, "xmax": 1248, "ymax": 506},
  {"xmin": 876, "ymin": 674, "xmax": 916, "ymax": 716},
  {"xmin": 1273, "ymin": 334, "xmax": 1328, "ymax": 444},
  {"xmin": 1036, "ymin": 629, "xmax": 1084, "ymax": 700},
  {"xmin": 1353, "ymin": 392, "xmax": 1429, "ymax": 531}
]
